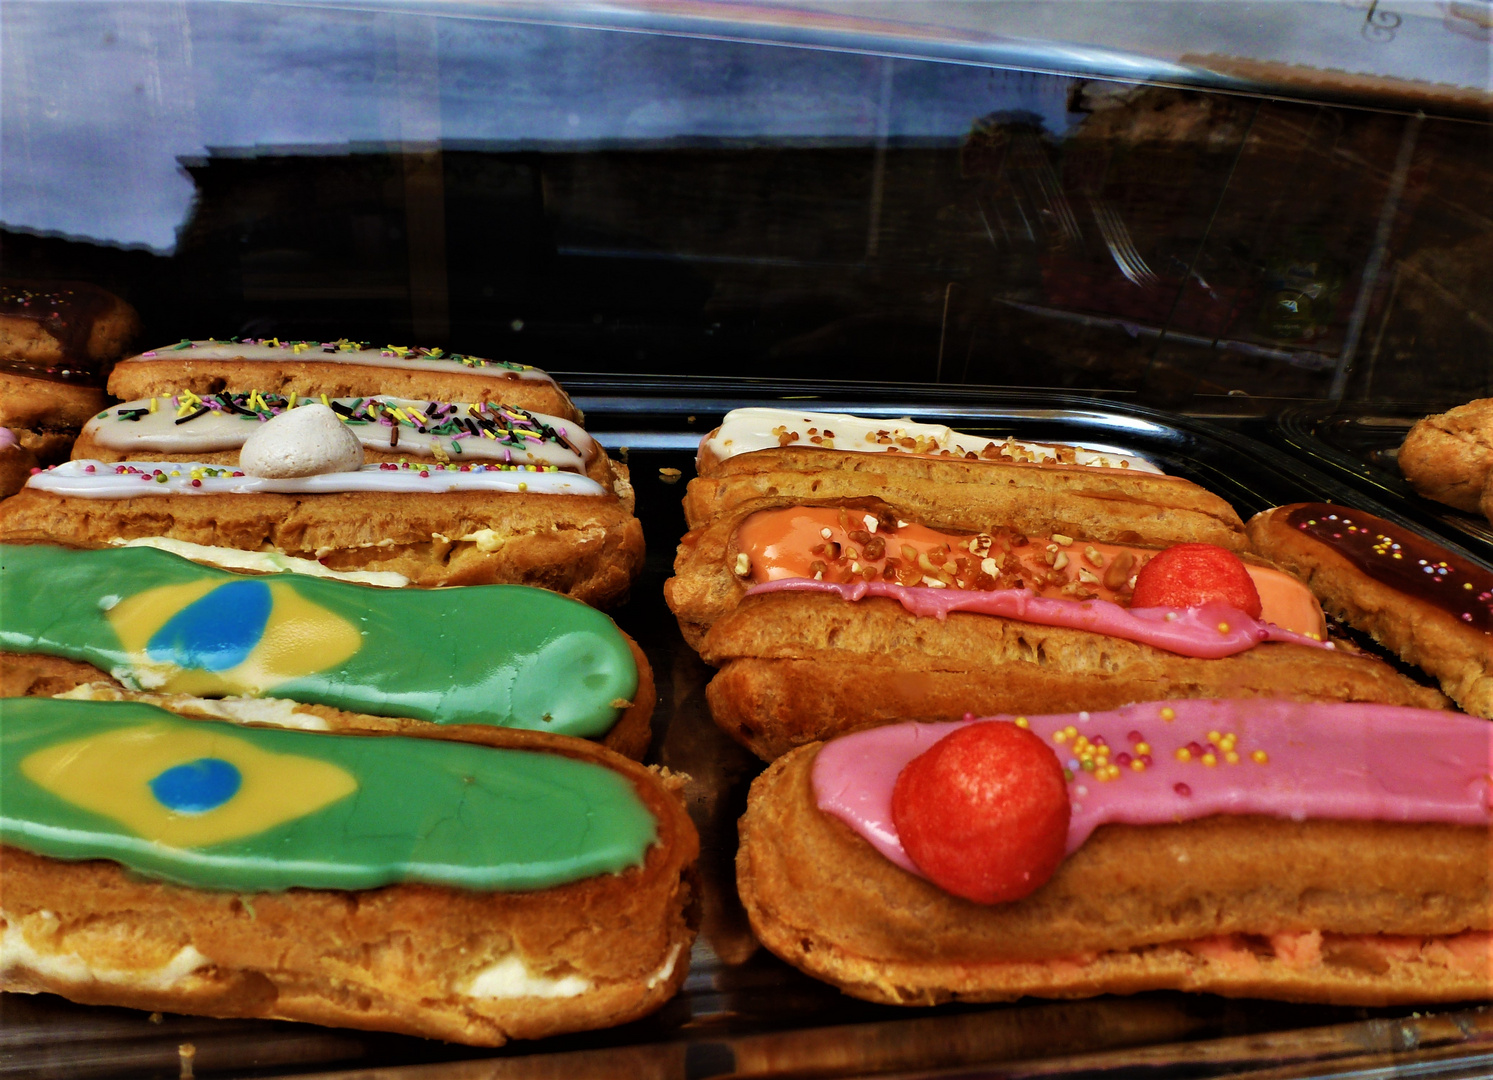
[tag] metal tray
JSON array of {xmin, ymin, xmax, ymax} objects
[
  {"xmin": 5, "ymin": 381, "xmax": 1490, "ymax": 1080},
  {"xmin": 1270, "ymin": 401, "xmax": 1493, "ymax": 563}
]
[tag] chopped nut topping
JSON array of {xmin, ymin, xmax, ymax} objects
[
  {"xmin": 734, "ymin": 552, "xmax": 751, "ymax": 576},
  {"xmin": 1051, "ymin": 533, "xmax": 1073, "ymax": 547}
]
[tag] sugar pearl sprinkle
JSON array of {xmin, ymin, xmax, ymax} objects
[{"xmin": 1047, "ymin": 703, "xmax": 1267, "ymax": 784}]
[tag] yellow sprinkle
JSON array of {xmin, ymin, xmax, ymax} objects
[
  {"xmin": 1135, "ymin": 742, "xmax": 1151, "ymax": 755},
  {"xmin": 1013, "ymin": 717, "xmax": 1029, "ymax": 728},
  {"xmin": 321, "ymin": 393, "xmax": 331, "ymax": 407},
  {"xmin": 1175, "ymin": 748, "xmax": 1191, "ymax": 762},
  {"xmin": 1207, "ymin": 731, "xmax": 1221, "ymax": 744},
  {"xmin": 268, "ymin": 337, "xmax": 281, "ymax": 348},
  {"xmin": 148, "ymin": 397, "xmax": 158, "ymax": 413},
  {"xmin": 1064, "ymin": 725, "xmax": 1078, "ymax": 738},
  {"xmin": 1465, "ymin": 582, "xmax": 1474, "ymax": 590},
  {"xmin": 1160, "ymin": 707, "xmax": 1175, "ymax": 721},
  {"xmin": 1217, "ymin": 622, "xmax": 1230, "ymax": 633},
  {"xmin": 517, "ymin": 481, "xmax": 528, "ymax": 492},
  {"xmin": 1202, "ymin": 753, "xmax": 1218, "ymax": 767},
  {"xmin": 1225, "ymin": 751, "xmax": 1240, "ymax": 765},
  {"xmin": 1053, "ymin": 731, "xmax": 1068, "ymax": 745},
  {"xmin": 1252, "ymin": 750, "xmax": 1269, "ymax": 764},
  {"xmin": 288, "ymin": 391, "xmax": 297, "ymax": 408},
  {"xmin": 1130, "ymin": 759, "xmax": 1146, "ymax": 772}
]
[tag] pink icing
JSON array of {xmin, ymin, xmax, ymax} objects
[
  {"xmin": 746, "ymin": 578, "xmax": 1330, "ymax": 659},
  {"xmin": 0, "ymin": 427, "xmax": 15, "ymax": 451},
  {"xmin": 812, "ymin": 700, "xmax": 1493, "ymax": 880}
]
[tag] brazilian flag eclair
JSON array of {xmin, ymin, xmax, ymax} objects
[
  {"xmin": 0, "ymin": 543, "xmax": 653, "ymax": 758},
  {"xmin": 0, "ymin": 696, "xmax": 699, "ymax": 1045}
]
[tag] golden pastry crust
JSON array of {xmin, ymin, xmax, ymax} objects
[
  {"xmin": 0, "ymin": 486, "xmax": 645, "ymax": 607},
  {"xmin": 109, "ymin": 358, "xmax": 578, "ymax": 422},
  {"xmin": 681, "ymin": 454, "xmax": 1246, "ymax": 536},
  {"xmin": 0, "ymin": 371, "xmax": 108, "ymax": 432},
  {"xmin": 0, "ymin": 440, "xmax": 38, "ymax": 500},
  {"xmin": 700, "ymin": 592, "xmax": 1447, "ymax": 760},
  {"xmin": 2, "ymin": 724, "xmax": 699, "ymax": 1046},
  {"xmin": 1246, "ymin": 505, "xmax": 1493, "ymax": 718},
  {"xmin": 1399, "ymin": 400, "xmax": 1493, "ymax": 513},
  {"xmin": 738, "ymin": 743, "xmax": 1492, "ymax": 1006},
  {"xmin": 668, "ymin": 473, "xmax": 1244, "ymax": 648},
  {"xmin": 0, "ymin": 633, "xmax": 656, "ymax": 760}
]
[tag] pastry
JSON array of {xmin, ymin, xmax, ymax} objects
[
  {"xmin": 738, "ymin": 700, "xmax": 1492, "ymax": 1006},
  {"xmin": 108, "ymin": 339, "xmax": 578, "ymax": 422},
  {"xmin": 1, "ymin": 696, "xmax": 698, "ymax": 1045},
  {"xmin": 1247, "ymin": 503, "xmax": 1493, "ymax": 719},
  {"xmin": 1, "ymin": 400, "xmax": 644, "ymax": 603},
  {"xmin": 0, "ymin": 281, "xmax": 141, "ymax": 464},
  {"xmin": 0, "ymin": 427, "xmax": 38, "ymax": 499},
  {"xmin": 1398, "ymin": 399, "xmax": 1493, "ymax": 513},
  {"xmin": 75, "ymin": 392, "xmax": 614, "ymax": 485},
  {"xmin": 0, "ymin": 543, "xmax": 654, "ymax": 758}
]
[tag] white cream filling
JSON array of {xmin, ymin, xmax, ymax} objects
[
  {"xmin": 645, "ymin": 943, "xmax": 684, "ymax": 990},
  {"xmin": 702, "ymin": 407, "xmax": 1161, "ymax": 473},
  {"xmin": 1, "ymin": 920, "xmax": 211, "ymax": 991},
  {"xmin": 464, "ymin": 954, "xmax": 593, "ymax": 1000},
  {"xmin": 110, "ymin": 536, "xmax": 410, "ymax": 587},
  {"xmin": 55, "ymin": 683, "xmax": 331, "ymax": 731}
]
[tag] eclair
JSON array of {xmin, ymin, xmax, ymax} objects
[
  {"xmin": 1247, "ymin": 503, "xmax": 1493, "ymax": 719},
  {"xmin": 1397, "ymin": 399, "xmax": 1493, "ymax": 514},
  {"xmin": 0, "ymin": 543, "xmax": 654, "ymax": 758},
  {"xmin": 2, "ymin": 392, "xmax": 644, "ymax": 603},
  {"xmin": 738, "ymin": 700, "xmax": 1492, "ymax": 1006},
  {"xmin": 1, "ymin": 697, "xmax": 698, "ymax": 1045},
  {"xmin": 109, "ymin": 339, "xmax": 578, "ymax": 421}
]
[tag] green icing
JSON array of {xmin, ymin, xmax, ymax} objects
[
  {"xmin": 0, "ymin": 698, "xmax": 657, "ymax": 891},
  {"xmin": 0, "ymin": 544, "xmax": 637, "ymax": 737}
]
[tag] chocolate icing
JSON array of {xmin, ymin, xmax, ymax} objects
[
  {"xmin": 1286, "ymin": 503, "xmax": 1493, "ymax": 633},
  {"xmin": 0, "ymin": 281, "xmax": 115, "ymax": 382}
]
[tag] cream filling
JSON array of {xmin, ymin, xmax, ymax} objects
[
  {"xmin": 645, "ymin": 943, "xmax": 684, "ymax": 990},
  {"xmin": 1, "ymin": 920, "xmax": 211, "ymax": 991},
  {"xmin": 110, "ymin": 536, "xmax": 411, "ymax": 587},
  {"xmin": 464, "ymin": 954, "xmax": 593, "ymax": 999},
  {"xmin": 55, "ymin": 683, "xmax": 332, "ymax": 731}
]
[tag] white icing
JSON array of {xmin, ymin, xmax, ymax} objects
[
  {"xmin": 0, "ymin": 921, "xmax": 211, "ymax": 991},
  {"xmin": 109, "ymin": 537, "xmax": 410, "ymax": 587},
  {"xmin": 464, "ymin": 954, "xmax": 593, "ymax": 999},
  {"xmin": 239, "ymin": 403, "xmax": 365, "ymax": 478},
  {"xmin": 84, "ymin": 395, "xmax": 594, "ymax": 471},
  {"xmin": 701, "ymin": 408, "xmax": 1162, "ymax": 473},
  {"xmin": 29, "ymin": 460, "xmax": 607, "ymax": 498},
  {"xmin": 55, "ymin": 683, "xmax": 332, "ymax": 732},
  {"xmin": 124, "ymin": 340, "xmax": 554, "ymax": 383}
]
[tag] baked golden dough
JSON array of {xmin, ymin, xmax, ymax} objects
[
  {"xmin": 1247, "ymin": 504, "xmax": 1493, "ymax": 719},
  {"xmin": 1398, "ymin": 400, "xmax": 1493, "ymax": 513},
  {"xmin": 0, "ymin": 483, "xmax": 645, "ymax": 606},
  {"xmin": 668, "ymin": 472, "xmax": 1244, "ymax": 648},
  {"xmin": 109, "ymin": 356, "xmax": 578, "ymax": 422},
  {"xmin": 700, "ymin": 592, "xmax": 1447, "ymax": 760},
  {"xmin": 0, "ymin": 437, "xmax": 37, "ymax": 500},
  {"xmin": 2, "ymin": 723, "xmax": 699, "ymax": 1046},
  {"xmin": 738, "ymin": 742, "xmax": 1492, "ymax": 1006},
  {"xmin": 0, "ymin": 632, "xmax": 656, "ymax": 761}
]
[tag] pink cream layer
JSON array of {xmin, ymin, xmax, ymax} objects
[
  {"xmin": 0, "ymin": 427, "xmax": 16, "ymax": 451},
  {"xmin": 812, "ymin": 699, "xmax": 1493, "ymax": 878},
  {"xmin": 746, "ymin": 578, "xmax": 1327, "ymax": 659}
]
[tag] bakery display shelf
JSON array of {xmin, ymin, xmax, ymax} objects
[
  {"xmin": 4, "ymin": 385, "xmax": 1488, "ymax": 1080},
  {"xmin": 1270, "ymin": 402, "xmax": 1493, "ymax": 563}
]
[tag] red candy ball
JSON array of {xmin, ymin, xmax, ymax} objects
[
  {"xmin": 1129, "ymin": 542, "xmax": 1262, "ymax": 618},
  {"xmin": 891, "ymin": 722, "xmax": 1070, "ymax": 904}
]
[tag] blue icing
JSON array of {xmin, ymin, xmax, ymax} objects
[
  {"xmin": 146, "ymin": 580, "xmax": 272, "ymax": 672},
  {"xmin": 149, "ymin": 757, "xmax": 243, "ymax": 814}
]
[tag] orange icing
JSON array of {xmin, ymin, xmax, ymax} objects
[{"xmin": 734, "ymin": 507, "xmax": 1325, "ymax": 638}]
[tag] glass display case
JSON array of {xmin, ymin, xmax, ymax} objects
[{"xmin": 3, "ymin": 3, "xmax": 1490, "ymax": 1077}]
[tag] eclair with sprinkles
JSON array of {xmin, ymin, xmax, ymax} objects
[
  {"xmin": 1, "ymin": 697, "xmax": 698, "ymax": 1045},
  {"xmin": 108, "ymin": 338, "xmax": 578, "ymax": 422},
  {"xmin": 1248, "ymin": 503, "xmax": 1493, "ymax": 718},
  {"xmin": 739, "ymin": 700, "xmax": 1493, "ymax": 1006}
]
